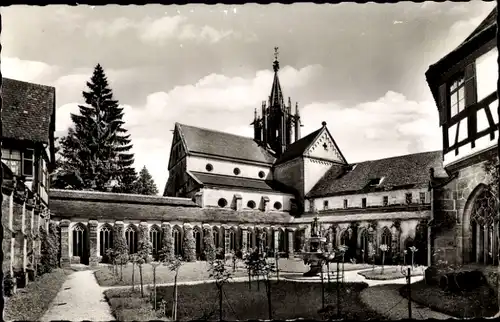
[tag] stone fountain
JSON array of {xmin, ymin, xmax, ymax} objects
[{"xmin": 299, "ymin": 216, "xmax": 330, "ymax": 277}]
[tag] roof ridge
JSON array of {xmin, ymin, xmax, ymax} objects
[
  {"xmin": 49, "ymin": 188, "xmax": 192, "ymax": 201},
  {"xmin": 351, "ymin": 150, "xmax": 442, "ymax": 165},
  {"xmin": 3, "ymin": 77, "xmax": 55, "ymax": 90},
  {"xmin": 177, "ymin": 123, "xmax": 257, "ymax": 141}
]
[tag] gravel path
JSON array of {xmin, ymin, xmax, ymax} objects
[{"xmin": 41, "ymin": 270, "xmax": 115, "ymax": 322}]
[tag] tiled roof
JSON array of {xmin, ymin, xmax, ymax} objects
[
  {"xmin": 307, "ymin": 150, "xmax": 445, "ymax": 198},
  {"xmin": 49, "ymin": 189, "xmax": 198, "ymax": 207},
  {"xmin": 177, "ymin": 123, "xmax": 276, "ymax": 164},
  {"xmin": 189, "ymin": 171, "xmax": 292, "ymax": 193},
  {"xmin": 2, "ymin": 78, "xmax": 55, "ymax": 143},
  {"xmin": 49, "ymin": 195, "xmax": 294, "ymax": 225},
  {"xmin": 461, "ymin": 7, "xmax": 496, "ymax": 45},
  {"xmin": 275, "ymin": 128, "xmax": 322, "ymax": 165}
]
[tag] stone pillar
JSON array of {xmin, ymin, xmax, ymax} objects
[
  {"xmin": 287, "ymin": 228, "xmax": 295, "ymax": 258},
  {"xmin": 484, "ymin": 225, "xmax": 489, "ymax": 265},
  {"xmin": 241, "ymin": 228, "xmax": 248, "ymax": 253},
  {"xmin": 60, "ymin": 219, "xmax": 71, "ymax": 268},
  {"xmin": 223, "ymin": 226, "xmax": 230, "ymax": 257},
  {"xmin": 89, "ymin": 220, "xmax": 99, "ymax": 267}
]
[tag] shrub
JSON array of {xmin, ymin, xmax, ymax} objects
[
  {"xmin": 159, "ymin": 225, "xmax": 173, "ymax": 262},
  {"xmin": 3, "ymin": 273, "xmax": 16, "ymax": 296},
  {"xmin": 203, "ymin": 232, "xmax": 216, "ymax": 262},
  {"xmin": 183, "ymin": 226, "xmax": 196, "ymax": 262},
  {"xmin": 37, "ymin": 223, "xmax": 60, "ymax": 275},
  {"xmin": 137, "ymin": 224, "xmax": 153, "ymax": 263}
]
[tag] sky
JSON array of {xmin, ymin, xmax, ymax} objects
[{"xmin": 1, "ymin": 2, "xmax": 497, "ymax": 195}]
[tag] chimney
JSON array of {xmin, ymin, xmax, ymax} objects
[{"xmin": 193, "ymin": 192, "xmax": 204, "ymax": 207}]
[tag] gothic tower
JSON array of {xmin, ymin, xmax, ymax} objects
[{"xmin": 252, "ymin": 47, "xmax": 302, "ymax": 157}]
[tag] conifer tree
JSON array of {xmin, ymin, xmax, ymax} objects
[
  {"xmin": 53, "ymin": 64, "xmax": 136, "ymax": 192},
  {"xmin": 133, "ymin": 166, "xmax": 159, "ymax": 196}
]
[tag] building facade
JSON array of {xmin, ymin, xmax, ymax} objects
[
  {"xmin": 1, "ymin": 78, "xmax": 57, "ymax": 288},
  {"xmin": 425, "ymin": 7, "xmax": 498, "ymax": 274},
  {"xmin": 48, "ymin": 52, "xmax": 446, "ymax": 267}
]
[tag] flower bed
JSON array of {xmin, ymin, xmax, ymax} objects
[
  {"xmin": 4, "ymin": 269, "xmax": 73, "ymax": 321},
  {"xmin": 399, "ymin": 280, "xmax": 498, "ymax": 318},
  {"xmin": 358, "ymin": 266, "xmax": 424, "ymax": 280},
  {"xmin": 105, "ymin": 281, "xmax": 383, "ymax": 321}
]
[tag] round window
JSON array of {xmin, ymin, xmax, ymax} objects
[
  {"xmin": 247, "ymin": 200, "xmax": 256, "ymax": 209},
  {"xmin": 274, "ymin": 202, "xmax": 282, "ymax": 210},
  {"xmin": 218, "ymin": 198, "xmax": 228, "ymax": 208},
  {"xmin": 206, "ymin": 164, "xmax": 213, "ymax": 172},
  {"xmin": 258, "ymin": 171, "xmax": 265, "ymax": 178},
  {"xmin": 233, "ymin": 168, "xmax": 241, "ymax": 175}
]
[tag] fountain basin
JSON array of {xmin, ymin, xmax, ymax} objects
[{"xmin": 299, "ymin": 251, "xmax": 332, "ymax": 277}]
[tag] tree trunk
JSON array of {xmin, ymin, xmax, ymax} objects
[
  {"xmin": 120, "ymin": 263, "xmax": 123, "ymax": 281},
  {"xmin": 174, "ymin": 272, "xmax": 179, "ymax": 321},
  {"xmin": 132, "ymin": 262, "xmax": 135, "ymax": 291},
  {"xmin": 139, "ymin": 265, "xmax": 144, "ymax": 297},
  {"xmin": 382, "ymin": 253, "xmax": 385, "ymax": 274},
  {"xmin": 248, "ymin": 269, "xmax": 252, "ymax": 290},
  {"xmin": 153, "ymin": 267, "xmax": 157, "ymax": 311},
  {"xmin": 219, "ymin": 286, "xmax": 223, "ymax": 321},
  {"xmin": 266, "ymin": 279, "xmax": 272, "ymax": 320},
  {"xmin": 321, "ymin": 264, "xmax": 325, "ymax": 310}
]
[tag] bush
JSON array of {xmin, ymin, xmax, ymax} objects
[
  {"xmin": 37, "ymin": 223, "xmax": 60, "ymax": 275},
  {"xmin": 203, "ymin": 232, "xmax": 216, "ymax": 262},
  {"xmin": 183, "ymin": 226, "xmax": 196, "ymax": 262},
  {"xmin": 3, "ymin": 273, "xmax": 16, "ymax": 297},
  {"xmin": 159, "ymin": 225, "xmax": 174, "ymax": 262}
]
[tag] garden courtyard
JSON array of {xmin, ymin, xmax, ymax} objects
[{"xmin": 6, "ymin": 258, "xmax": 499, "ymax": 321}]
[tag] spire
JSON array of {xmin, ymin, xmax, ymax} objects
[{"xmin": 269, "ymin": 46, "xmax": 284, "ymax": 108}]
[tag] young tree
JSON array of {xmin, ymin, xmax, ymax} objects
[
  {"xmin": 207, "ymin": 256, "xmax": 233, "ymax": 321},
  {"xmin": 167, "ymin": 256, "xmax": 183, "ymax": 320},
  {"xmin": 53, "ymin": 64, "xmax": 135, "ymax": 192},
  {"xmin": 150, "ymin": 261, "xmax": 161, "ymax": 310},
  {"xmin": 379, "ymin": 244, "xmax": 389, "ymax": 274},
  {"xmin": 133, "ymin": 166, "xmax": 159, "ymax": 195},
  {"xmin": 112, "ymin": 225, "xmax": 129, "ymax": 281}
]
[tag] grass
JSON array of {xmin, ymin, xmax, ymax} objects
[
  {"xmin": 4, "ymin": 269, "xmax": 73, "ymax": 321},
  {"xmin": 358, "ymin": 266, "xmax": 424, "ymax": 280},
  {"xmin": 105, "ymin": 280, "xmax": 383, "ymax": 321},
  {"xmin": 399, "ymin": 280, "xmax": 498, "ymax": 318},
  {"xmin": 95, "ymin": 259, "xmax": 373, "ymax": 286}
]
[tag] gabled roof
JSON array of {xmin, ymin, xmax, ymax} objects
[
  {"xmin": 2, "ymin": 78, "xmax": 56, "ymax": 143},
  {"xmin": 307, "ymin": 150, "xmax": 446, "ymax": 198},
  {"xmin": 426, "ymin": 7, "xmax": 497, "ymax": 104},
  {"xmin": 189, "ymin": 171, "xmax": 293, "ymax": 194},
  {"xmin": 176, "ymin": 123, "xmax": 276, "ymax": 164},
  {"xmin": 275, "ymin": 128, "xmax": 323, "ymax": 165}
]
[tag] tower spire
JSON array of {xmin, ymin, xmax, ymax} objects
[{"xmin": 273, "ymin": 46, "xmax": 280, "ymax": 72}]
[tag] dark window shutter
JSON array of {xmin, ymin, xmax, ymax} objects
[
  {"xmin": 438, "ymin": 84, "xmax": 448, "ymax": 126},
  {"xmin": 464, "ymin": 63, "xmax": 477, "ymax": 107}
]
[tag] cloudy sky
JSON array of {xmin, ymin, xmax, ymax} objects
[{"xmin": 1, "ymin": 2, "xmax": 496, "ymax": 194}]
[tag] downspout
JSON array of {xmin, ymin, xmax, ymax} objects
[{"xmin": 428, "ymin": 169, "xmax": 434, "ymax": 267}]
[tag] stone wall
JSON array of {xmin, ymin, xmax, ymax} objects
[{"xmin": 1, "ymin": 177, "xmax": 47, "ymax": 291}]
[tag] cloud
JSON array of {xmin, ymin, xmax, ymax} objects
[
  {"xmin": 300, "ymin": 91, "xmax": 441, "ymax": 163},
  {"xmin": 84, "ymin": 15, "xmax": 244, "ymax": 44},
  {"xmin": 1, "ymin": 57, "xmax": 60, "ymax": 84}
]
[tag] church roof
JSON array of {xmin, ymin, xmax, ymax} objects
[
  {"xmin": 269, "ymin": 67, "xmax": 285, "ymax": 108},
  {"xmin": 275, "ymin": 128, "xmax": 323, "ymax": 164},
  {"xmin": 307, "ymin": 150, "xmax": 445, "ymax": 198},
  {"xmin": 189, "ymin": 171, "xmax": 292, "ymax": 193},
  {"xmin": 49, "ymin": 189, "xmax": 293, "ymax": 224},
  {"xmin": 177, "ymin": 123, "xmax": 276, "ymax": 164},
  {"xmin": 2, "ymin": 78, "xmax": 56, "ymax": 144}
]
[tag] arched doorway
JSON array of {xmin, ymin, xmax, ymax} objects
[
  {"xmin": 99, "ymin": 224, "xmax": 113, "ymax": 263},
  {"xmin": 469, "ymin": 188, "xmax": 498, "ymax": 265},
  {"xmin": 278, "ymin": 229, "xmax": 286, "ymax": 254},
  {"xmin": 72, "ymin": 223, "xmax": 89, "ymax": 265}
]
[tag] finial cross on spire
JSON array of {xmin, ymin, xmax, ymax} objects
[{"xmin": 274, "ymin": 46, "xmax": 279, "ymax": 61}]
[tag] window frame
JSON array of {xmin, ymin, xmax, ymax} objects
[
  {"xmin": 405, "ymin": 193, "xmax": 413, "ymax": 205},
  {"xmin": 382, "ymin": 196, "xmax": 389, "ymax": 207},
  {"xmin": 343, "ymin": 199, "xmax": 348, "ymax": 209},
  {"xmin": 323, "ymin": 200, "xmax": 329, "ymax": 210},
  {"xmin": 448, "ymin": 73, "xmax": 466, "ymax": 120},
  {"xmin": 419, "ymin": 192, "xmax": 426, "ymax": 204},
  {"xmin": 361, "ymin": 198, "xmax": 367, "ymax": 208}
]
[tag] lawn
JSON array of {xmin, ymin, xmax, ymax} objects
[
  {"xmin": 105, "ymin": 280, "xmax": 384, "ymax": 321},
  {"xmin": 95, "ymin": 259, "xmax": 373, "ymax": 286},
  {"xmin": 4, "ymin": 269, "xmax": 73, "ymax": 321},
  {"xmin": 399, "ymin": 280, "xmax": 498, "ymax": 318},
  {"xmin": 358, "ymin": 266, "xmax": 424, "ymax": 280}
]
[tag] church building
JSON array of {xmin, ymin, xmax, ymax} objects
[{"xmin": 47, "ymin": 49, "xmax": 445, "ymax": 267}]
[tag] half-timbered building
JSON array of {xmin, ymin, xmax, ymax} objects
[{"xmin": 425, "ymin": 7, "xmax": 498, "ymax": 275}]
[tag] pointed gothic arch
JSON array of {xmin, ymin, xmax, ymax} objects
[
  {"xmin": 172, "ymin": 225, "xmax": 183, "ymax": 257},
  {"xmin": 380, "ymin": 227, "xmax": 392, "ymax": 259},
  {"xmin": 358, "ymin": 228, "xmax": 369, "ymax": 263},
  {"xmin": 99, "ymin": 223, "xmax": 114, "ymax": 262},
  {"xmin": 72, "ymin": 223, "xmax": 89, "ymax": 265},
  {"xmin": 193, "ymin": 226, "xmax": 203, "ymax": 259},
  {"xmin": 126, "ymin": 224, "xmax": 139, "ymax": 254},
  {"xmin": 149, "ymin": 225, "xmax": 162, "ymax": 260}
]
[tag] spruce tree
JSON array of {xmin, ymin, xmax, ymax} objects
[
  {"xmin": 53, "ymin": 64, "xmax": 136, "ymax": 192},
  {"xmin": 133, "ymin": 166, "xmax": 159, "ymax": 196}
]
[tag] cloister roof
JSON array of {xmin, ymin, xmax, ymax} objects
[{"xmin": 49, "ymin": 189, "xmax": 294, "ymax": 224}]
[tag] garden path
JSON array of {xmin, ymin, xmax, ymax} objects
[{"xmin": 41, "ymin": 270, "xmax": 115, "ymax": 321}]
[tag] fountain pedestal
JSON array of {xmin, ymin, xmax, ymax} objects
[{"xmin": 300, "ymin": 236, "xmax": 327, "ymax": 277}]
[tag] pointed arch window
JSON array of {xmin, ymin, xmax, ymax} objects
[
  {"xmin": 340, "ymin": 230, "xmax": 349, "ymax": 246},
  {"xmin": 73, "ymin": 224, "xmax": 87, "ymax": 257},
  {"xmin": 126, "ymin": 225, "xmax": 138, "ymax": 254},
  {"xmin": 173, "ymin": 227, "xmax": 182, "ymax": 256},
  {"xmin": 149, "ymin": 226, "xmax": 162, "ymax": 258},
  {"xmin": 228, "ymin": 229, "xmax": 236, "ymax": 251},
  {"xmin": 470, "ymin": 189, "xmax": 498, "ymax": 265},
  {"xmin": 99, "ymin": 225, "xmax": 113, "ymax": 257}
]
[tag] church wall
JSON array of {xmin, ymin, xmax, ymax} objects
[
  {"xmin": 303, "ymin": 158, "xmax": 335, "ymax": 197},
  {"xmin": 187, "ymin": 156, "xmax": 272, "ymax": 180},
  {"xmin": 304, "ymin": 129, "xmax": 344, "ymax": 163},
  {"xmin": 432, "ymin": 148, "xmax": 496, "ymax": 266},
  {"xmin": 310, "ymin": 188, "xmax": 428, "ymax": 212},
  {"xmin": 273, "ymin": 157, "xmax": 304, "ymax": 198},
  {"xmin": 202, "ymin": 187, "xmax": 293, "ymax": 212}
]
